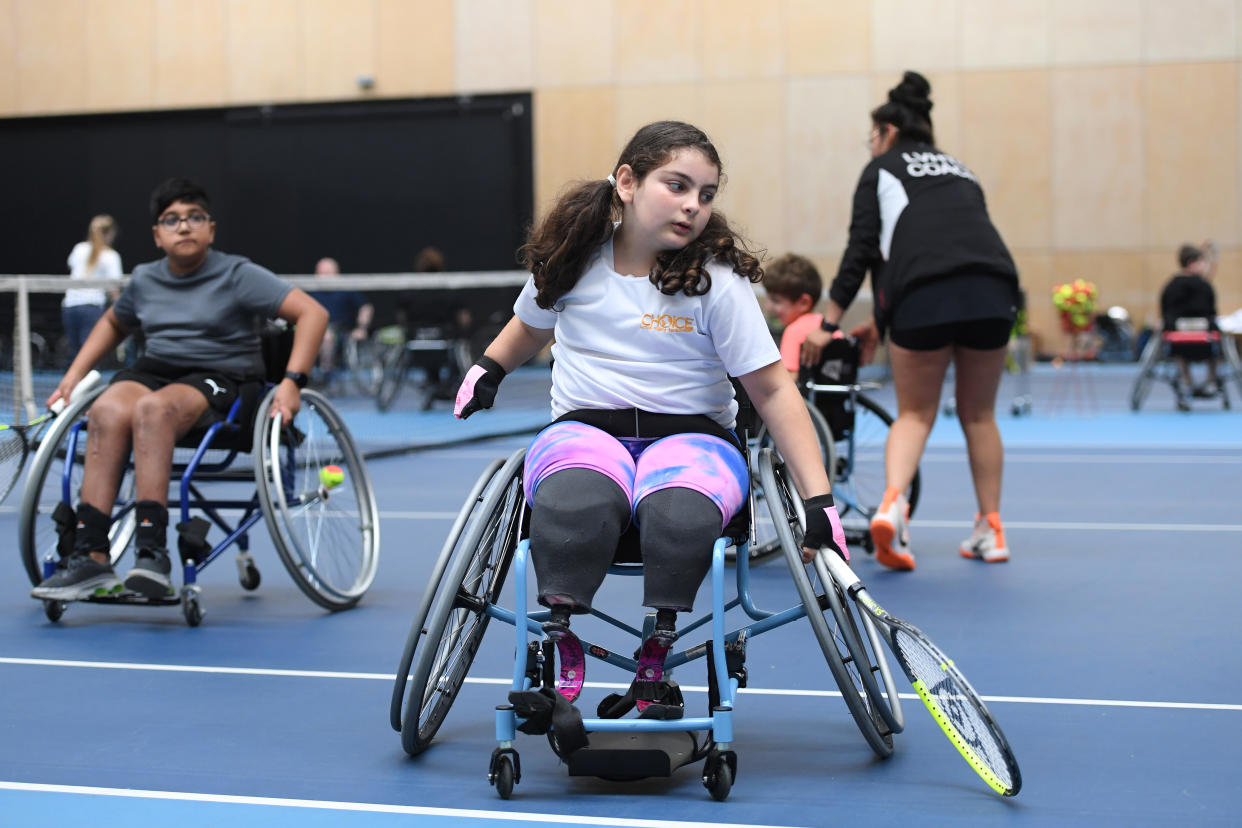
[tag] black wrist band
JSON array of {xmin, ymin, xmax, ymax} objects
[
  {"xmin": 283, "ymin": 371, "xmax": 309, "ymax": 388},
  {"xmin": 820, "ymin": 319, "xmax": 840, "ymax": 333},
  {"xmin": 803, "ymin": 493, "xmax": 836, "ymax": 510},
  {"xmin": 478, "ymin": 355, "xmax": 507, "ymax": 377}
]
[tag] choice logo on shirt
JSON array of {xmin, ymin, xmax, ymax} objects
[{"xmin": 641, "ymin": 313, "xmax": 696, "ymax": 333}]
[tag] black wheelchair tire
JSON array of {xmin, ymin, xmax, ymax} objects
[
  {"xmin": 375, "ymin": 347, "xmax": 407, "ymax": 412},
  {"xmin": 755, "ymin": 448, "xmax": 896, "ymax": 759},
  {"xmin": 254, "ymin": 388, "xmax": 380, "ymax": 611},
  {"xmin": 18, "ymin": 386, "xmax": 135, "ymax": 586},
  {"xmin": 400, "ymin": 450, "xmax": 524, "ymax": 756}
]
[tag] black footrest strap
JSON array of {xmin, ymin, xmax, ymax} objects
[{"xmin": 508, "ymin": 688, "xmax": 589, "ymax": 755}]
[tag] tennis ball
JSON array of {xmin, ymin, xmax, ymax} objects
[{"xmin": 319, "ymin": 464, "xmax": 345, "ymax": 489}]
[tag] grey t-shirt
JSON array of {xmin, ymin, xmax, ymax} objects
[{"xmin": 113, "ymin": 249, "xmax": 293, "ymax": 378}]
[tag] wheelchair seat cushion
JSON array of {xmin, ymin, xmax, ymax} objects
[{"xmin": 175, "ymin": 380, "xmax": 266, "ymax": 452}]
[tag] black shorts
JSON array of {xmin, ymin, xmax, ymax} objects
[
  {"xmin": 888, "ymin": 318, "xmax": 1013, "ymax": 352},
  {"xmin": 111, "ymin": 357, "xmax": 259, "ymax": 423},
  {"xmin": 1168, "ymin": 342, "xmax": 1216, "ymax": 362}
]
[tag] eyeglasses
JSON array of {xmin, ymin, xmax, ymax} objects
[{"xmin": 156, "ymin": 213, "xmax": 211, "ymax": 230}]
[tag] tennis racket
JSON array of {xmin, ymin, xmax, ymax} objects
[
  {"xmin": 817, "ymin": 550, "xmax": 1022, "ymax": 796},
  {"xmin": 0, "ymin": 370, "xmax": 102, "ymax": 505}
]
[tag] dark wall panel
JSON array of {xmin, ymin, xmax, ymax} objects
[{"xmin": 2, "ymin": 94, "xmax": 533, "ymax": 276}]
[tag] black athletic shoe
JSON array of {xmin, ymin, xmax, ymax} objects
[
  {"xmin": 124, "ymin": 547, "xmax": 174, "ymax": 599},
  {"xmin": 31, "ymin": 554, "xmax": 123, "ymax": 600}
]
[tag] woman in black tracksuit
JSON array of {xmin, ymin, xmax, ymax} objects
[{"xmin": 802, "ymin": 71, "xmax": 1021, "ymax": 571}]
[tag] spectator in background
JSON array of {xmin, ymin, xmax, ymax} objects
[
  {"xmin": 1161, "ymin": 243, "xmax": 1221, "ymax": 407},
  {"xmin": 64, "ymin": 215, "xmax": 122, "ymax": 364},
  {"xmin": 309, "ymin": 257, "xmax": 372, "ymax": 382},
  {"xmin": 414, "ymin": 246, "xmax": 445, "ymax": 275}
]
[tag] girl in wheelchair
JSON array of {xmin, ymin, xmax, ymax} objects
[{"xmin": 454, "ymin": 121, "xmax": 848, "ymax": 705}]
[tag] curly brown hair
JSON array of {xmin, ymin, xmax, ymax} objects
[{"xmin": 518, "ymin": 121, "xmax": 763, "ymax": 309}]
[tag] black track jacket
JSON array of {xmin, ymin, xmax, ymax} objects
[{"xmin": 829, "ymin": 139, "xmax": 1019, "ymax": 334}]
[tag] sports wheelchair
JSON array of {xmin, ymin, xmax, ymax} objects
[
  {"xmin": 390, "ymin": 438, "xmax": 907, "ymax": 801},
  {"xmin": 750, "ymin": 337, "xmax": 920, "ymax": 559},
  {"xmin": 1130, "ymin": 318, "xmax": 1242, "ymax": 412},
  {"xmin": 17, "ymin": 343, "xmax": 380, "ymax": 626}
]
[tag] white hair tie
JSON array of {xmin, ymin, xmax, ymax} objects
[{"xmin": 607, "ymin": 174, "xmax": 617, "ymax": 188}]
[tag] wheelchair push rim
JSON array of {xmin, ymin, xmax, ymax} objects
[
  {"xmin": 254, "ymin": 387, "xmax": 380, "ymax": 609},
  {"xmin": 19, "ymin": 385, "xmax": 137, "ymax": 585},
  {"xmin": 755, "ymin": 447, "xmax": 899, "ymax": 759},
  {"xmin": 747, "ymin": 399, "xmax": 837, "ymax": 562}
]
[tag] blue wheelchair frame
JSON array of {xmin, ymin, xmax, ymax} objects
[
  {"xmin": 444, "ymin": 447, "xmax": 904, "ymax": 799},
  {"xmin": 40, "ymin": 389, "xmax": 268, "ymax": 619},
  {"xmin": 26, "ymin": 377, "xmax": 380, "ymax": 626}
]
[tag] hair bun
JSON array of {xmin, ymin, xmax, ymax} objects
[{"xmin": 888, "ymin": 70, "xmax": 932, "ymax": 115}]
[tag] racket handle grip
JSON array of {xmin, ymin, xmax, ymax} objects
[{"xmin": 50, "ymin": 369, "xmax": 102, "ymax": 414}]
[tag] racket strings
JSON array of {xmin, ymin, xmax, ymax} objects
[
  {"xmin": 892, "ymin": 628, "xmax": 1015, "ymax": 790},
  {"xmin": 0, "ymin": 429, "xmax": 25, "ymax": 464}
]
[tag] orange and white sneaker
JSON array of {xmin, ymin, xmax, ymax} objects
[
  {"xmin": 959, "ymin": 512, "xmax": 1009, "ymax": 563},
  {"xmin": 870, "ymin": 488, "xmax": 915, "ymax": 571}
]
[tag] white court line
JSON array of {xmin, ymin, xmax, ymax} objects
[
  {"xmin": 0, "ymin": 781, "xmax": 795, "ymax": 828},
  {"xmin": 915, "ymin": 519, "xmax": 1242, "ymax": 532},
  {"xmin": 377, "ymin": 512, "xmax": 1242, "ymax": 532},
  {"xmin": 920, "ymin": 452, "xmax": 1242, "ymax": 464},
  {"xmin": 2, "ymin": 657, "xmax": 1239, "ymax": 711}
]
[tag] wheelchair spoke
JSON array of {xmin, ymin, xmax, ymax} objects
[{"xmin": 258, "ymin": 389, "xmax": 379, "ymax": 609}]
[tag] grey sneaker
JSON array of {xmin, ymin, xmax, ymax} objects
[
  {"xmin": 31, "ymin": 554, "xmax": 123, "ymax": 600},
  {"xmin": 124, "ymin": 547, "xmax": 174, "ymax": 599}
]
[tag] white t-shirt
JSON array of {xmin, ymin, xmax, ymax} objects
[
  {"xmin": 514, "ymin": 238, "xmax": 780, "ymax": 428},
  {"xmin": 64, "ymin": 241, "xmax": 122, "ymax": 307}
]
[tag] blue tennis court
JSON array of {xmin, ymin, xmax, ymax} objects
[{"xmin": 2, "ymin": 365, "xmax": 1239, "ymax": 827}]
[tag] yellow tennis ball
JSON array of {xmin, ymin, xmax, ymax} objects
[{"xmin": 319, "ymin": 464, "xmax": 344, "ymax": 489}]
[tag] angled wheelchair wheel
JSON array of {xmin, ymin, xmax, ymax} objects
[
  {"xmin": 1130, "ymin": 336, "xmax": 1162, "ymax": 411},
  {"xmin": 1220, "ymin": 334, "xmax": 1242, "ymax": 402},
  {"xmin": 254, "ymin": 388, "xmax": 380, "ymax": 610},
  {"xmin": 344, "ymin": 336, "xmax": 384, "ymax": 397},
  {"xmin": 832, "ymin": 394, "xmax": 920, "ymax": 546},
  {"xmin": 399, "ymin": 450, "xmax": 525, "ymax": 756},
  {"xmin": 390, "ymin": 457, "xmax": 506, "ymax": 733},
  {"xmin": 755, "ymin": 447, "xmax": 897, "ymax": 759},
  {"xmin": 748, "ymin": 400, "xmax": 836, "ymax": 561},
  {"xmin": 375, "ymin": 346, "xmax": 407, "ymax": 412},
  {"xmin": 19, "ymin": 386, "xmax": 136, "ymax": 585}
]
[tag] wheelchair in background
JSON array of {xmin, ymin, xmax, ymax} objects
[
  {"xmin": 18, "ymin": 325, "xmax": 381, "ymax": 626},
  {"xmin": 1130, "ymin": 318, "xmax": 1242, "ymax": 412},
  {"xmin": 390, "ymin": 437, "xmax": 906, "ymax": 801},
  {"xmin": 749, "ymin": 337, "xmax": 920, "ymax": 559}
]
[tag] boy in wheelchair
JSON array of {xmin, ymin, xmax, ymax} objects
[
  {"xmin": 454, "ymin": 121, "xmax": 849, "ymax": 711},
  {"xmin": 762, "ymin": 251, "xmax": 859, "ymax": 419},
  {"xmin": 1161, "ymin": 243, "xmax": 1222, "ymax": 409},
  {"xmin": 31, "ymin": 178, "xmax": 328, "ymax": 602}
]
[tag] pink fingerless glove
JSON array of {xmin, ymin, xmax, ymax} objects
[
  {"xmin": 802, "ymin": 493, "xmax": 850, "ymax": 562},
  {"xmin": 454, "ymin": 356, "xmax": 506, "ymax": 419}
]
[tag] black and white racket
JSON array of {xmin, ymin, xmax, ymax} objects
[
  {"xmin": 818, "ymin": 550, "xmax": 1022, "ymax": 796},
  {"xmin": 0, "ymin": 370, "xmax": 101, "ymax": 505}
]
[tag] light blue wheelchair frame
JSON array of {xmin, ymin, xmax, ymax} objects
[{"xmin": 392, "ymin": 445, "xmax": 905, "ymax": 801}]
